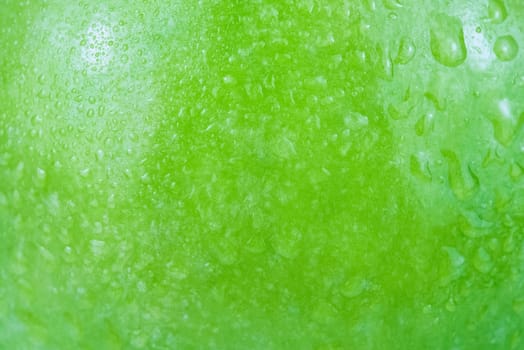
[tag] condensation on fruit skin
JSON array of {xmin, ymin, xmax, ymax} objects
[
  {"xmin": 440, "ymin": 246, "xmax": 466, "ymax": 285},
  {"xmin": 488, "ymin": 98, "xmax": 521, "ymax": 146},
  {"xmin": 441, "ymin": 149, "xmax": 479, "ymax": 201},
  {"xmin": 387, "ymin": 102, "xmax": 412, "ymax": 120},
  {"xmin": 414, "ymin": 112, "xmax": 435, "ymax": 136},
  {"xmin": 270, "ymin": 228, "xmax": 302, "ymax": 259},
  {"xmin": 458, "ymin": 209, "xmax": 494, "ymax": 239},
  {"xmin": 473, "ymin": 247, "xmax": 494, "ymax": 274},
  {"xmin": 494, "ymin": 35, "xmax": 518, "ymax": 62},
  {"xmin": 488, "ymin": 0, "xmax": 508, "ymax": 24},
  {"xmin": 409, "ymin": 153, "xmax": 432, "ymax": 182},
  {"xmin": 429, "ymin": 13, "xmax": 467, "ymax": 67},
  {"xmin": 376, "ymin": 44, "xmax": 394, "ymax": 81},
  {"xmin": 382, "ymin": 0, "xmax": 402, "ymax": 10},
  {"xmin": 212, "ymin": 238, "xmax": 239, "ymax": 266},
  {"xmin": 340, "ymin": 276, "xmax": 370, "ymax": 298},
  {"xmin": 395, "ymin": 36, "xmax": 416, "ymax": 65},
  {"xmin": 244, "ymin": 234, "xmax": 267, "ymax": 254}
]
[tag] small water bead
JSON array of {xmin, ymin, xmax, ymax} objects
[
  {"xmin": 395, "ymin": 37, "xmax": 416, "ymax": 64},
  {"xmin": 380, "ymin": 46, "xmax": 394, "ymax": 80},
  {"xmin": 409, "ymin": 154, "xmax": 432, "ymax": 181},
  {"xmin": 36, "ymin": 167, "xmax": 46, "ymax": 181},
  {"xmin": 96, "ymin": 149, "xmax": 104, "ymax": 161},
  {"xmin": 383, "ymin": 0, "xmax": 402, "ymax": 10},
  {"xmin": 473, "ymin": 247, "xmax": 493, "ymax": 274},
  {"xmin": 98, "ymin": 105, "xmax": 106, "ymax": 117},
  {"xmin": 494, "ymin": 35, "xmax": 518, "ymax": 62}
]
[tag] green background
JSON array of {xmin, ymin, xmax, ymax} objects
[{"xmin": 1, "ymin": 0, "xmax": 523, "ymax": 348}]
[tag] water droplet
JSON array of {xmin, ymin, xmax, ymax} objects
[
  {"xmin": 488, "ymin": 98, "xmax": 518, "ymax": 146},
  {"xmin": 223, "ymin": 75, "xmax": 236, "ymax": 84},
  {"xmin": 383, "ymin": 0, "xmax": 402, "ymax": 10},
  {"xmin": 140, "ymin": 172, "xmax": 150, "ymax": 183},
  {"xmin": 98, "ymin": 105, "xmax": 106, "ymax": 117},
  {"xmin": 510, "ymin": 162, "xmax": 523, "ymax": 180},
  {"xmin": 365, "ymin": 0, "xmax": 377, "ymax": 12},
  {"xmin": 395, "ymin": 37, "xmax": 416, "ymax": 64},
  {"xmin": 446, "ymin": 246, "xmax": 466, "ymax": 265},
  {"xmin": 429, "ymin": 13, "xmax": 467, "ymax": 67},
  {"xmin": 494, "ymin": 35, "xmax": 518, "ymax": 62},
  {"xmin": 445, "ymin": 298, "xmax": 457, "ymax": 312},
  {"xmin": 94, "ymin": 221, "xmax": 103, "ymax": 234},
  {"xmin": 440, "ymin": 246, "xmax": 465, "ymax": 284},
  {"xmin": 387, "ymin": 103, "xmax": 410, "ymax": 120},
  {"xmin": 137, "ymin": 281, "xmax": 147, "ymax": 292},
  {"xmin": 491, "ymin": 116, "xmax": 515, "ymax": 146},
  {"xmin": 376, "ymin": 45, "xmax": 393, "ymax": 80},
  {"xmin": 271, "ymin": 228, "xmax": 302, "ymax": 259},
  {"xmin": 473, "ymin": 247, "xmax": 493, "ymax": 274},
  {"xmin": 344, "ymin": 112, "xmax": 369, "ymax": 128},
  {"xmin": 488, "ymin": 0, "xmax": 508, "ymax": 24},
  {"xmin": 513, "ymin": 298, "xmax": 524, "ymax": 315},
  {"xmin": 424, "ymin": 73, "xmax": 448, "ymax": 110},
  {"xmin": 245, "ymin": 234, "xmax": 266, "ymax": 254},
  {"xmin": 107, "ymin": 193, "xmax": 115, "ymax": 209},
  {"xmin": 90, "ymin": 240, "xmax": 105, "ymax": 256},
  {"xmin": 410, "ymin": 153, "xmax": 432, "ymax": 181},
  {"xmin": 340, "ymin": 276, "xmax": 368, "ymax": 298},
  {"xmin": 96, "ymin": 149, "xmax": 104, "ymax": 161},
  {"xmin": 273, "ymin": 136, "xmax": 296, "ymax": 159},
  {"xmin": 213, "ymin": 239, "xmax": 238, "ymax": 265},
  {"xmin": 441, "ymin": 149, "xmax": 479, "ymax": 200},
  {"xmin": 36, "ymin": 167, "xmax": 46, "ymax": 181},
  {"xmin": 80, "ymin": 168, "xmax": 90, "ymax": 177},
  {"xmin": 415, "ymin": 112, "xmax": 435, "ymax": 136}
]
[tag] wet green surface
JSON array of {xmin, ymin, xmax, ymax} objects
[{"xmin": 1, "ymin": 1, "xmax": 524, "ymax": 349}]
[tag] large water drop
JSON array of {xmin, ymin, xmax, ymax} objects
[
  {"xmin": 429, "ymin": 13, "xmax": 467, "ymax": 67},
  {"xmin": 488, "ymin": 0, "xmax": 508, "ymax": 24}
]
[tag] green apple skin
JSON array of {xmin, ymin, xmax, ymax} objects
[{"xmin": 1, "ymin": 0, "xmax": 524, "ymax": 348}]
